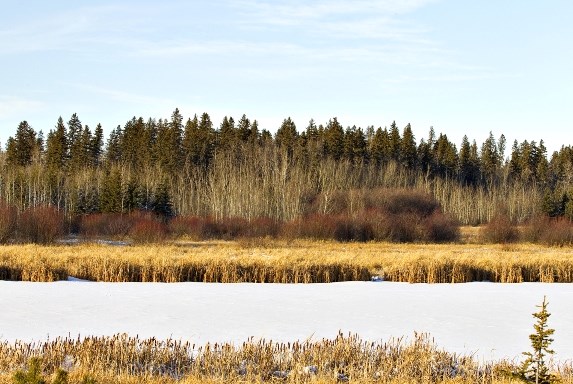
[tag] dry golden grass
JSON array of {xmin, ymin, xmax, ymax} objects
[
  {"xmin": 1, "ymin": 333, "xmax": 567, "ymax": 383},
  {"xmin": 1, "ymin": 238, "xmax": 573, "ymax": 283}
]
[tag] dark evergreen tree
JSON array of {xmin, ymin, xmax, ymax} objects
[
  {"xmin": 324, "ymin": 117, "xmax": 344, "ymax": 160},
  {"xmin": 541, "ymin": 188, "xmax": 566, "ymax": 217},
  {"xmin": 77, "ymin": 125, "xmax": 92, "ymax": 168},
  {"xmin": 45, "ymin": 117, "xmax": 69, "ymax": 171},
  {"xmin": 67, "ymin": 113, "xmax": 83, "ymax": 167},
  {"xmin": 370, "ymin": 127, "xmax": 391, "ymax": 165},
  {"xmin": 509, "ymin": 140, "xmax": 522, "ymax": 180},
  {"xmin": 100, "ymin": 167, "xmax": 123, "ymax": 213},
  {"xmin": 123, "ymin": 179, "xmax": 143, "ymax": 213},
  {"xmin": 433, "ymin": 133, "xmax": 458, "ymax": 177},
  {"xmin": 276, "ymin": 117, "xmax": 298, "ymax": 157},
  {"xmin": 74, "ymin": 186, "xmax": 99, "ymax": 214},
  {"xmin": 151, "ymin": 182, "xmax": 173, "ymax": 218},
  {"xmin": 182, "ymin": 114, "xmax": 199, "ymax": 165},
  {"xmin": 302, "ymin": 119, "xmax": 322, "ymax": 163},
  {"xmin": 343, "ymin": 125, "xmax": 367, "ymax": 162},
  {"xmin": 417, "ymin": 139, "xmax": 432, "ymax": 174},
  {"xmin": 249, "ymin": 119, "xmax": 260, "ymax": 146},
  {"xmin": 166, "ymin": 108, "xmax": 184, "ymax": 172},
  {"xmin": 388, "ymin": 121, "xmax": 401, "ymax": 161},
  {"xmin": 519, "ymin": 296, "xmax": 556, "ymax": 384},
  {"xmin": 121, "ymin": 117, "xmax": 147, "ymax": 170},
  {"xmin": 153, "ymin": 118, "xmax": 170, "ymax": 169},
  {"xmin": 106, "ymin": 125, "xmax": 123, "ymax": 164},
  {"xmin": 90, "ymin": 123, "xmax": 104, "ymax": 167},
  {"xmin": 182, "ymin": 113, "xmax": 216, "ymax": 168},
  {"xmin": 218, "ymin": 116, "xmax": 236, "ymax": 151},
  {"xmin": 400, "ymin": 123, "xmax": 417, "ymax": 168},
  {"xmin": 536, "ymin": 140, "xmax": 549, "ymax": 183},
  {"xmin": 459, "ymin": 135, "xmax": 480, "ymax": 185},
  {"xmin": 5, "ymin": 121, "xmax": 37, "ymax": 166},
  {"xmin": 480, "ymin": 131, "xmax": 500, "ymax": 183},
  {"xmin": 237, "ymin": 114, "xmax": 252, "ymax": 143},
  {"xmin": 34, "ymin": 130, "xmax": 44, "ymax": 163},
  {"xmin": 144, "ymin": 118, "xmax": 158, "ymax": 164}
]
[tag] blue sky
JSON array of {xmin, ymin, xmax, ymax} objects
[{"xmin": 1, "ymin": 0, "xmax": 571, "ymax": 155}]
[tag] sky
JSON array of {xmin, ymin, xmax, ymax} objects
[{"xmin": 0, "ymin": 1, "xmax": 571, "ymax": 155}]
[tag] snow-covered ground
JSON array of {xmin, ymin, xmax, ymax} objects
[{"xmin": 1, "ymin": 280, "xmax": 572, "ymax": 362}]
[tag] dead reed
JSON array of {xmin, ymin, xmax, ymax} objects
[
  {"xmin": 1, "ymin": 241, "xmax": 573, "ymax": 283},
  {"xmin": 0, "ymin": 332, "xmax": 559, "ymax": 383}
]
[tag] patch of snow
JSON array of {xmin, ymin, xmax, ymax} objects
[
  {"xmin": 95, "ymin": 239, "xmax": 130, "ymax": 246},
  {"xmin": 66, "ymin": 276, "xmax": 91, "ymax": 282},
  {"xmin": 0, "ymin": 281, "xmax": 572, "ymax": 362}
]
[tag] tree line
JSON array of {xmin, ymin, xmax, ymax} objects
[{"xmin": 1, "ymin": 109, "xmax": 573, "ymax": 224}]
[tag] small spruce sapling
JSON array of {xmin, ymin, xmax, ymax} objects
[
  {"xmin": 518, "ymin": 296, "xmax": 556, "ymax": 384},
  {"xmin": 12, "ymin": 357, "xmax": 68, "ymax": 384}
]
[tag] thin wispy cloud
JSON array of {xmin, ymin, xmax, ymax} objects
[
  {"xmin": 71, "ymin": 84, "xmax": 177, "ymax": 107},
  {"xmin": 0, "ymin": 96, "xmax": 44, "ymax": 119},
  {"xmin": 135, "ymin": 40, "xmax": 308, "ymax": 58},
  {"xmin": 235, "ymin": 0, "xmax": 438, "ymax": 24},
  {"xmin": 0, "ymin": 4, "xmax": 156, "ymax": 55},
  {"xmin": 223, "ymin": 0, "xmax": 486, "ymax": 82}
]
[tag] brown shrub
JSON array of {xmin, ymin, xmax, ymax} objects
[
  {"xmin": 422, "ymin": 211, "xmax": 460, "ymax": 243},
  {"xmin": 215, "ymin": 217, "xmax": 249, "ymax": 239},
  {"xmin": 383, "ymin": 189, "xmax": 440, "ymax": 217},
  {"xmin": 481, "ymin": 213, "xmax": 519, "ymax": 243},
  {"xmin": 362, "ymin": 188, "xmax": 439, "ymax": 216},
  {"xmin": 168, "ymin": 216, "xmax": 206, "ymax": 239},
  {"xmin": 0, "ymin": 201, "xmax": 17, "ymax": 243},
  {"xmin": 522, "ymin": 215, "xmax": 550, "ymax": 243},
  {"xmin": 281, "ymin": 214, "xmax": 337, "ymax": 240},
  {"xmin": 522, "ymin": 215, "xmax": 573, "ymax": 246},
  {"xmin": 539, "ymin": 218, "xmax": 573, "ymax": 246},
  {"xmin": 17, "ymin": 206, "xmax": 65, "ymax": 244},
  {"xmin": 383, "ymin": 213, "xmax": 421, "ymax": 243},
  {"xmin": 129, "ymin": 215, "xmax": 169, "ymax": 244},
  {"xmin": 333, "ymin": 216, "xmax": 374, "ymax": 242},
  {"xmin": 242, "ymin": 217, "xmax": 281, "ymax": 238},
  {"xmin": 79, "ymin": 213, "xmax": 135, "ymax": 238}
]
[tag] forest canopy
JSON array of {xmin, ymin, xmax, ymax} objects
[{"xmin": 1, "ymin": 109, "xmax": 573, "ymax": 225}]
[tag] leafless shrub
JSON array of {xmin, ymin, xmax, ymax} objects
[
  {"xmin": 129, "ymin": 214, "xmax": 169, "ymax": 244},
  {"xmin": 422, "ymin": 211, "xmax": 460, "ymax": 243},
  {"xmin": 79, "ymin": 213, "xmax": 135, "ymax": 239},
  {"xmin": 0, "ymin": 201, "xmax": 17, "ymax": 243},
  {"xmin": 481, "ymin": 212, "xmax": 519, "ymax": 244},
  {"xmin": 17, "ymin": 206, "xmax": 65, "ymax": 244}
]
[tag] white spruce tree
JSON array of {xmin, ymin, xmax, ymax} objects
[{"xmin": 519, "ymin": 296, "xmax": 556, "ymax": 384}]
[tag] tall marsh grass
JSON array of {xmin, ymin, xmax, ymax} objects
[
  {"xmin": 2, "ymin": 242, "xmax": 573, "ymax": 283},
  {"xmin": 1, "ymin": 333, "xmax": 564, "ymax": 383}
]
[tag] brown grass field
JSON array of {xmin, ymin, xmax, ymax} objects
[
  {"xmin": 1, "ymin": 228, "xmax": 573, "ymax": 283},
  {"xmin": 0, "ymin": 333, "xmax": 570, "ymax": 384},
  {"xmin": 2, "ymin": 231, "xmax": 572, "ymax": 383}
]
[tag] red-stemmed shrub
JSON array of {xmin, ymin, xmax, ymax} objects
[
  {"xmin": 243, "ymin": 217, "xmax": 281, "ymax": 238},
  {"xmin": 0, "ymin": 201, "xmax": 17, "ymax": 244},
  {"xmin": 78, "ymin": 213, "xmax": 135, "ymax": 239},
  {"xmin": 129, "ymin": 214, "xmax": 169, "ymax": 244},
  {"xmin": 168, "ymin": 216, "xmax": 207, "ymax": 240},
  {"xmin": 540, "ymin": 218, "xmax": 573, "ymax": 246},
  {"xmin": 17, "ymin": 206, "xmax": 65, "ymax": 244},
  {"xmin": 281, "ymin": 214, "xmax": 337, "ymax": 240},
  {"xmin": 333, "ymin": 216, "xmax": 374, "ymax": 242},
  {"xmin": 422, "ymin": 211, "xmax": 460, "ymax": 243},
  {"xmin": 480, "ymin": 212, "xmax": 519, "ymax": 243}
]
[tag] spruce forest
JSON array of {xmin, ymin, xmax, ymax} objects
[{"xmin": 1, "ymin": 108, "xmax": 573, "ymax": 239}]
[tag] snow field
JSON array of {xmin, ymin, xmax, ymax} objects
[{"xmin": 1, "ymin": 280, "xmax": 572, "ymax": 362}]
